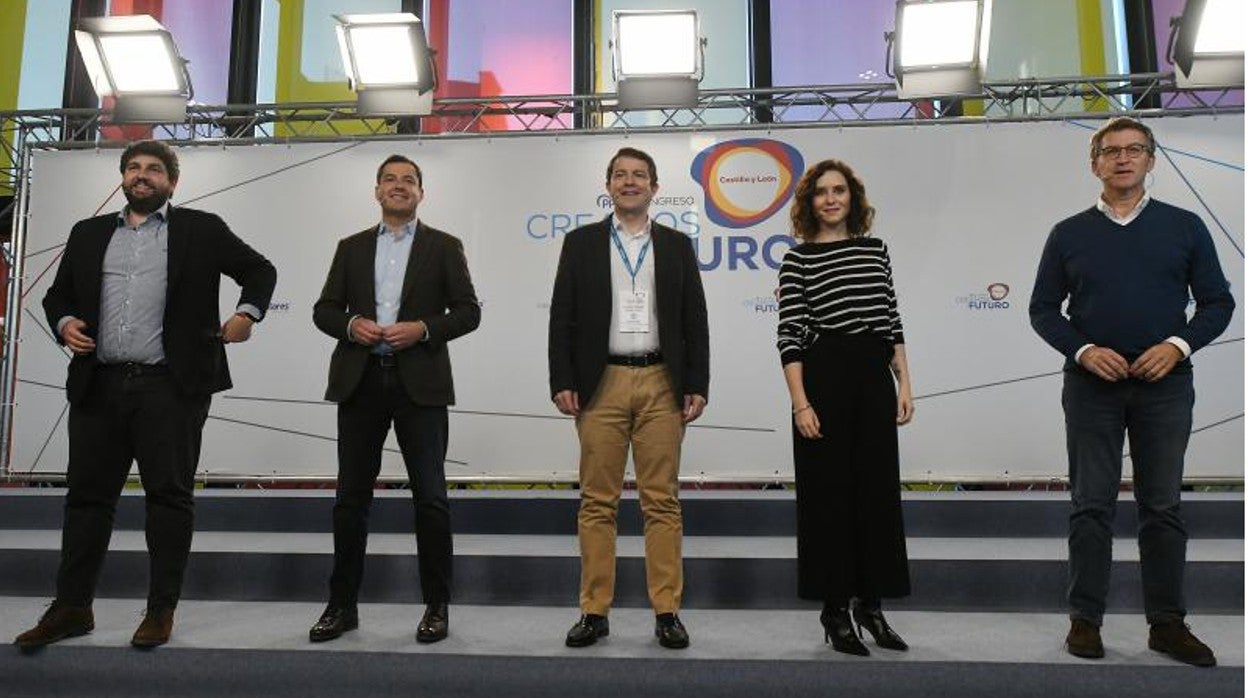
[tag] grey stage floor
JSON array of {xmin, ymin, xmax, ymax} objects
[
  {"xmin": 0, "ymin": 597, "xmax": 1241, "ymax": 666},
  {"xmin": 2, "ymin": 530, "xmax": 1242, "ymax": 560}
]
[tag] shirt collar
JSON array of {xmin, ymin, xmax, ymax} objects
[
  {"xmin": 1096, "ymin": 191, "xmax": 1150, "ymax": 224},
  {"xmin": 116, "ymin": 201, "xmax": 170, "ymax": 227},
  {"xmin": 610, "ymin": 214, "xmax": 652, "ymax": 241},
  {"xmin": 378, "ymin": 218, "xmax": 418, "ymax": 240}
]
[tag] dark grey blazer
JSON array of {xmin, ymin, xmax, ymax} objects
[{"xmin": 313, "ymin": 221, "xmax": 480, "ymax": 405}]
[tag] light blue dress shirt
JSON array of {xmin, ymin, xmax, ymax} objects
[{"xmin": 373, "ymin": 220, "xmax": 417, "ymax": 355}]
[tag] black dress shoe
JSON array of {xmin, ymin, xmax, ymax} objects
[
  {"xmin": 655, "ymin": 613, "xmax": 690, "ymax": 649},
  {"xmin": 309, "ymin": 604, "xmax": 358, "ymax": 643},
  {"xmin": 851, "ymin": 599, "xmax": 908, "ymax": 651},
  {"xmin": 14, "ymin": 604, "xmax": 94, "ymax": 650},
  {"xmin": 565, "ymin": 614, "xmax": 609, "ymax": 647},
  {"xmin": 821, "ymin": 608, "xmax": 869, "ymax": 656},
  {"xmin": 416, "ymin": 603, "xmax": 449, "ymax": 644}
]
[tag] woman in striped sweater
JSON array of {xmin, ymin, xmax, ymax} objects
[{"xmin": 777, "ymin": 159, "xmax": 914, "ymax": 656}]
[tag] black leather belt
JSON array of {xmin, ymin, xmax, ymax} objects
[
  {"xmin": 607, "ymin": 352, "xmax": 663, "ymax": 367},
  {"xmin": 98, "ymin": 362, "xmax": 169, "ymax": 377},
  {"xmin": 371, "ymin": 354, "xmax": 398, "ymax": 368}
]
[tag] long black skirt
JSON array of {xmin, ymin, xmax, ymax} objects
[{"xmin": 793, "ymin": 333, "xmax": 911, "ymax": 603}]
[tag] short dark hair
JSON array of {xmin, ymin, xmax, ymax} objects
[
  {"xmin": 120, "ymin": 140, "xmax": 179, "ymax": 182},
  {"xmin": 376, "ymin": 154, "xmax": 423, "ymax": 187},
  {"xmin": 789, "ymin": 159, "xmax": 875, "ymax": 240},
  {"xmin": 605, "ymin": 147, "xmax": 658, "ymax": 185},
  {"xmin": 1089, "ymin": 116, "xmax": 1156, "ymax": 160}
]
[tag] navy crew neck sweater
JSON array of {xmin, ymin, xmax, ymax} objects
[{"xmin": 1029, "ymin": 199, "xmax": 1234, "ymax": 369}]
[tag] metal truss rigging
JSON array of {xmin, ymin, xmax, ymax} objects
[{"xmin": 0, "ymin": 73, "xmax": 1242, "ymax": 481}]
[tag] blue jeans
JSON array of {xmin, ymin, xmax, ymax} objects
[{"xmin": 1062, "ymin": 369, "xmax": 1193, "ymax": 626}]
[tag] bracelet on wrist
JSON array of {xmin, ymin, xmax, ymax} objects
[{"xmin": 792, "ymin": 404, "xmax": 812, "ymax": 415}]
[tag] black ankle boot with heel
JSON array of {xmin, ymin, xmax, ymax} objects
[
  {"xmin": 850, "ymin": 598, "xmax": 908, "ymax": 651},
  {"xmin": 820, "ymin": 605, "xmax": 870, "ymax": 656}
]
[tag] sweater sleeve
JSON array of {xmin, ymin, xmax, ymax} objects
[
  {"xmin": 776, "ymin": 249, "xmax": 811, "ymax": 366},
  {"xmin": 881, "ymin": 241, "xmax": 905, "ymax": 345},
  {"xmin": 1178, "ymin": 213, "xmax": 1235, "ymax": 353},
  {"xmin": 1029, "ymin": 223, "xmax": 1089, "ymax": 359}
]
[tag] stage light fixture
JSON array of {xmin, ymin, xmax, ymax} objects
[
  {"xmin": 1167, "ymin": 0, "xmax": 1244, "ymax": 88},
  {"xmin": 74, "ymin": 14, "xmax": 191, "ymax": 123},
  {"xmin": 335, "ymin": 13, "xmax": 436, "ymax": 116},
  {"xmin": 886, "ymin": 0, "xmax": 992, "ymax": 100},
  {"xmin": 611, "ymin": 9, "xmax": 705, "ymax": 109}
]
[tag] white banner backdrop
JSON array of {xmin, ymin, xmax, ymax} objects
[{"xmin": 10, "ymin": 116, "xmax": 1243, "ymax": 481}]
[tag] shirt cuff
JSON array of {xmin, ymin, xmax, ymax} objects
[
  {"xmin": 1073, "ymin": 343, "xmax": 1095, "ymax": 363},
  {"xmin": 1165, "ymin": 336, "xmax": 1192, "ymax": 359},
  {"xmin": 346, "ymin": 315, "xmax": 361, "ymax": 342},
  {"xmin": 235, "ymin": 304, "xmax": 262, "ymax": 322},
  {"xmin": 56, "ymin": 316, "xmax": 77, "ymax": 338}
]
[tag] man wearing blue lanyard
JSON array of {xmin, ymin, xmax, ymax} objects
[
  {"xmin": 549, "ymin": 147, "xmax": 709, "ymax": 649},
  {"xmin": 309, "ymin": 155, "xmax": 480, "ymax": 644}
]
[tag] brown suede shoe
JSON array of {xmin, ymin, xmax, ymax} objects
[
  {"xmin": 1149, "ymin": 621, "xmax": 1216, "ymax": 667},
  {"xmin": 131, "ymin": 607, "xmax": 175, "ymax": 648},
  {"xmin": 13, "ymin": 604, "xmax": 94, "ymax": 650},
  {"xmin": 1065, "ymin": 618, "xmax": 1104, "ymax": 659}
]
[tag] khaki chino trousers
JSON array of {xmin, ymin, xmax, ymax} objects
[{"xmin": 576, "ymin": 364, "xmax": 685, "ymax": 615}]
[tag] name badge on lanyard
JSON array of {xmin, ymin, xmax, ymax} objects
[
  {"xmin": 612, "ymin": 228, "xmax": 651, "ymax": 334},
  {"xmin": 618, "ymin": 289, "xmax": 650, "ymax": 333}
]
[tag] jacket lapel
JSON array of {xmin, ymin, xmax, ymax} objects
[
  {"xmin": 400, "ymin": 221, "xmax": 433, "ymax": 303},
  {"xmin": 82, "ymin": 216, "xmax": 119, "ymax": 322},
  {"xmin": 650, "ymin": 223, "xmax": 670, "ymax": 317},
  {"xmin": 358, "ymin": 227, "xmax": 379, "ymax": 317},
  {"xmin": 592, "ymin": 216, "xmax": 613, "ymax": 314},
  {"xmin": 165, "ymin": 207, "xmax": 189, "ymax": 292}
]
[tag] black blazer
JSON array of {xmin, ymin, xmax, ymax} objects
[
  {"xmin": 43, "ymin": 207, "xmax": 277, "ymax": 404},
  {"xmin": 548, "ymin": 215, "xmax": 709, "ymax": 408},
  {"xmin": 313, "ymin": 221, "xmax": 480, "ymax": 405}
]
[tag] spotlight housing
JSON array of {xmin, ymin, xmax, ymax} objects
[
  {"xmin": 74, "ymin": 14, "xmax": 191, "ymax": 123},
  {"xmin": 886, "ymin": 0, "xmax": 992, "ymax": 100},
  {"xmin": 335, "ymin": 13, "xmax": 436, "ymax": 116},
  {"xmin": 610, "ymin": 9, "xmax": 705, "ymax": 109},
  {"xmin": 1167, "ymin": 0, "xmax": 1244, "ymax": 88}
]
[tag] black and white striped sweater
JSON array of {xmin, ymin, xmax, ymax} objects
[{"xmin": 776, "ymin": 237, "xmax": 905, "ymax": 365}]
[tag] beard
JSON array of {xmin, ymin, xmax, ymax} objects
[{"xmin": 123, "ymin": 183, "xmax": 171, "ymax": 214}]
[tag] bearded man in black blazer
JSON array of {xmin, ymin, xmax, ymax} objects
[
  {"xmin": 549, "ymin": 147, "xmax": 709, "ymax": 649},
  {"xmin": 308, "ymin": 154, "xmax": 480, "ymax": 645},
  {"xmin": 15, "ymin": 140, "xmax": 276, "ymax": 650}
]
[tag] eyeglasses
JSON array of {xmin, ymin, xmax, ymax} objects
[{"xmin": 1096, "ymin": 143, "xmax": 1153, "ymax": 159}]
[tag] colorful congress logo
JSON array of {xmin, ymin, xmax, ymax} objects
[
  {"xmin": 690, "ymin": 139, "xmax": 804, "ymax": 229},
  {"xmin": 954, "ymin": 283, "xmax": 1012, "ymax": 310}
]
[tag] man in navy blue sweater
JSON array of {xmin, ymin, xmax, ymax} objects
[{"xmin": 1030, "ymin": 117, "xmax": 1234, "ymax": 667}]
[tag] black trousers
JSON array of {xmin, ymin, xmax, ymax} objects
[
  {"xmin": 793, "ymin": 334, "xmax": 910, "ymax": 604},
  {"xmin": 57, "ymin": 364, "xmax": 210, "ymax": 610},
  {"xmin": 329, "ymin": 358, "xmax": 452, "ymax": 605}
]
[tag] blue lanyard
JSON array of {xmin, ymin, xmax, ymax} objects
[{"xmin": 610, "ymin": 227, "xmax": 651, "ymax": 290}]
